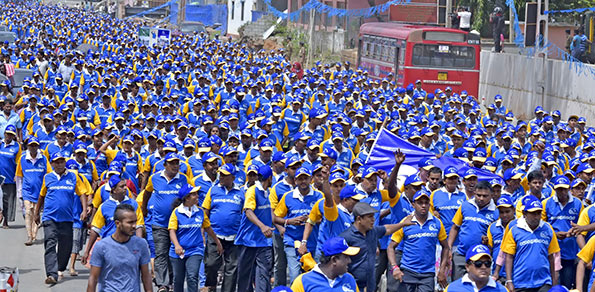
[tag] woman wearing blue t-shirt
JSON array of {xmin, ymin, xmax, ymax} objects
[{"xmin": 168, "ymin": 184, "xmax": 222, "ymax": 292}]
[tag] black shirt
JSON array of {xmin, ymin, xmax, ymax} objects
[{"xmin": 340, "ymin": 224, "xmax": 386, "ymax": 292}]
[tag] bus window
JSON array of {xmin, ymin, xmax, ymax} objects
[
  {"xmin": 411, "ymin": 44, "xmax": 475, "ymax": 68},
  {"xmin": 386, "ymin": 46, "xmax": 391, "ymax": 62},
  {"xmin": 394, "ymin": 47, "xmax": 400, "ymax": 72}
]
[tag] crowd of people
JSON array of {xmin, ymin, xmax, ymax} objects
[{"xmin": 2, "ymin": 1, "xmax": 595, "ymax": 292}]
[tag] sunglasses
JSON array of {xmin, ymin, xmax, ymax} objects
[{"xmin": 470, "ymin": 260, "xmax": 492, "ymax": 268}]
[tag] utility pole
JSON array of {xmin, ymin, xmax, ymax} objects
[
  {"xmin": 445, "ymin": 0, "xmax": 452, "ymax": 27},
  {"xmin": 177, "ymin": 0, "xmax": 186, "ymax": 25},
  {"xmin": 509, "ymin": 7, "xmax": 514, "ymax": 44},
  {"xmin": 307, "ymin": 8, "xmax": 315, "ymax": 68},
  {"xmin": 535, "ymin": 0, "xmax": 548, "ymax": 49}
]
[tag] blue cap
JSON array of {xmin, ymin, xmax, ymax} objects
[
  {"xmin": 27, "ymin": 136, "xmax": 40, "ymax": 145},
  {"xmin": 272, "ymin": 151, "xmax": 286, "ymax": 163},
  {"xmin": 65, "ymin": 159, "xmax": 79, "ymax": 170},
  {"xmin": 496, "ymin": 195, "xmax": 513, "ymax": 207},
  {"xmin": 418, "ymin": 157, "xmax": 434, "ymax": 170},
  {"xmin": 210, "ymin": 135, "xmax": 223, "ymax": 147},
  {"xmin": 552, "ymin": 175, "xmax": 570, "ymax": 189},
  {"xmin": 285, "ymin": 155, "xmax": 302, "ymax": 168},
  {"xmin": 320, "ymin": 147, "xmax": 338, "ymax": 161},
  {"xmin": 465, "ymin": 244, "xmax": 492, "ymax": 261},
  {"xmin": 352, "ymin": 157, "xmax": 364, "ymax": 167},
  {"xmin": 413, "ymin": 189, "xmax": 431, "ymax": 201},
  {"xmin": 420, "ymin": 127, "xmax": 434, "ymax": 137},
  {"xmin": 295, "ymin": 166, "xmax": 312, "ymax": 178},
  {"xmin": 572, "ymin": 178, "xmax": 587, "ymax": 188},
  {"xmin": 246, "ymin": 164, "xmax": 260, "ymax": 175},
  {"xmin": 183, "ymin": 138, "xmax": 196, "ymax": 149},
  {"xmin": 361, "ymin": 166, "xmax": 378, "ymax": 179},
  {"xmin": 444, "ymin": 166, "xmax": 459, "ymax": 178},
  {"xmin": 524, "ymin": 195, "xmax": 543, "ymax": 212},
  {"xmin": 219, "ymin": 163, "xmax": 237, "ymax": 176},
  {"xmin": 331, "ymin": 131, "xmax": 344, "ymax": 141},
  {"xmin": 490, "ymin": 177, "xmax": 504, "ymax": 187},
  {"xmin": 50, "ymin": 152, "xmax": 65, "ymax": 162},
  {"xmin": 123, "ymin": 135, "xmax": 134, "ymax": 144},
  {"xmin": 164, "ymin": 152, "xmax": 180, "ymax": 162},
  {"xmin": 219, "ymin": 145, "xmax": 238, "ymax": 156},
  {"xmin": 321, "ymin": 237, "xmax": 360, "ymax": 256},
  {"xmin": 404, "ymin": 174, "xmax": 423, "ymax": 186},
  {"xmin": 163, "ymin": 140, "xmax": 177, "ymax": 151},
  {"xmin": 198, "ymin": 137, "xmax": 212, "ymax": 151},
  {"xmin": 107, "ymin": 163, "xmax": 121, "ymax": 175},
  {"xmin": 503, "ymin": 168, "xmax": 523, "ymax": 181},
  {"xmin": 577, "ymin": 163, "xmax": 594, "ymax": 174},
  {"xmin": 473, "ymin": 148, "xmax": 487, "ymax": 162},
  {"xmin": 258, "ymin": 165, "xmax": 273, "ymax": 179},
  {"xmin": 294, "ymin": 132, "xmax": 310, "ymax": 141},
  {"xmin": 202, "ymin": 152, "xmax": 219, "ymax": 163},
  {"xmin": 259, "ymin": 139, "xmax": 274, "ymax": 151},
  {"xmin": 329, "ymin": 171, "xmax": 346, "ymax": 183},
  {"xmin": 339, "ymin": 185, "xmax": 365, "ymax": 200},
  {"xmin": 74, "ymin": 140, "xmax": 87, "ymax": 153},
  {"xmin": 463, "ymin": 168, "xmax": 477, "ymax": 179},
  {"xmin": 5, "ymin": 125, "xmax": 16, "ymax": 135},
  {"xmin": 177, "ymin": 184, "xmax": 201, "ymax": 199},
  {"xmin": 108, "ymin": 175, "xmax": 122, "ymax": 190}
]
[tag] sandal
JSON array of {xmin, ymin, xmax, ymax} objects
[
  {"xmin": 158, "ymin": 287, "xmax": 168, "ymax": 292},
  {"xmin": 70, "ymin": 269, "xmax": 78, "ymax": 276}
]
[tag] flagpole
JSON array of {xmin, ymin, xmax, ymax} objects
[{"xmin": 363, "ymin": 118, "xmax": 389, "ymax": 165}]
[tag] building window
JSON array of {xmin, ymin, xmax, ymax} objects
[
  {"xmin": 240, "ymin": 1, "xmax": 245, "ymax": 21},
  {"xmin": 231, "ymin": 1, "xmax": 235, "ymax": 19},
  {"xmin": 336, "ymin": 1, "xmax": 346, "ymax": 29}
]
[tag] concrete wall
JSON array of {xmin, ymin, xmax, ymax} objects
[
  {"xmin": 518, "ymin": 23, "xmax": 577, "ymax": 60},
  {"xmin": 228, "ymin": 0, "xmax": 255, "ymax": 35},
  {"xmin": 312, "ymin": 28, "xmax": 345, "ymax": 54},
  {"xmin": 479, "ymin": 51, "xmax": 595, "ymax": 125}
]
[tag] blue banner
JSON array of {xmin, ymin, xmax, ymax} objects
[
  {"xmin": 544, "ymin": 7, "xmax": 595, "ymax": 14},
  {"xmin": 263, "ymin": 0, "xmax": 411, "ymax": 21},
  {"xmin": 366, "ymin": 128, "xmax": 501, "ymax": 181},
  {"xmin": 505, "ymin": 0, "xmax": 595, "ymax": 79}
]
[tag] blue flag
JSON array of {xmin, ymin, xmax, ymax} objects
[{"xmin": 366, "ymin": 128, "xmax": 501, "ymax": 181}]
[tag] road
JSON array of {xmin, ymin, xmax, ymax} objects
[{"xmin": 0, "ymin": 215, "xmax": 89, "ymax": 291}]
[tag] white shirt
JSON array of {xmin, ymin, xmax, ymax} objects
[{"xmin": 458, "ymin": 11, "xmax": 472, "ymax": 28}]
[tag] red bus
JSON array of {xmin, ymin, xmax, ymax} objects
[{"xmin": 358, "ymin": 22, "xmax": 481, "ymax": 97}]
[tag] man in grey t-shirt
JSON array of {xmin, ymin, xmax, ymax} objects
[{"xmin": 87, "ymin": 204, "xmax": 152, "ymax": 292}]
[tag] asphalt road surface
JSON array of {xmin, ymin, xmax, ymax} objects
[{"xmin": 0, "ymin": 215, "xmax": 90, "ymax": 291}]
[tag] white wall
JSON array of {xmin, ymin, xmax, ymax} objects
[
  {"xmin": 479, "ymin": 51, "xmax": 595, "ymax": 126},
  {"xmin": 227, "ymin": 0, "xmax": 253, "ymax": 35}
]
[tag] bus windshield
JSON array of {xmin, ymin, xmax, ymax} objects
[{"xmin": 411, "ymin": 44, "xmax": 475, "ymax": 68}]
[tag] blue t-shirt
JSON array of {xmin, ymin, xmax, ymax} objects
[{"xmin": 89, "ymin": 235, "xmax": 151, "ymax": 292}]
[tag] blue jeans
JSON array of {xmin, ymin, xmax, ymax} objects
[
  {"xmin": 170, "ymin": 254, "xmax": 203, "ymax": 292},
  {"xmin": 284, "ymin": 246, "xmax": 301, "ymax": 283},
  {"xmin": 237, "ymin": 246, "xmax": 272, "ymax": 292}
]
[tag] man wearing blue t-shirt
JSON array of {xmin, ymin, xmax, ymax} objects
[
  {"xmin": 34, "ymin": 152, "xmax": 89, "ymax": 285},
  {"xmin": 388, "ymin": 190, "xmax": 450, "ymax": 292},
  {"xmin": 202, "ymin": 164, "xmax": 244, "ymax": 292},
  {"xmin": 449, "ymin": 180, "xmax": 498, "ymax": 280},
  {"xmin": 502, "ymin": 195, "xmax": 560, "ymax": 292},
  {"xmin": 444, "ymin": 244, "xmax": 507, "ymax": 291},
  {"xmin": 142, "ymin": 153, "xmax": 193, "ymax": 292},
  {"xmin": 291, "ymin": 237, "xmax": 359, "ymax": 292},
  {"xmin": 87, "ymin": 204, "xmax": 153, "ymax": 292}
]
